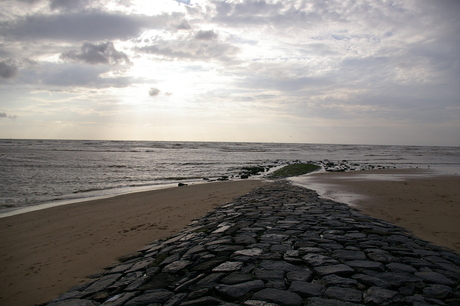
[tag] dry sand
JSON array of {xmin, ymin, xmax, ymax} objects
[
  {"xmin": 297, "ymin": 169, "xmax": 460, "ymax": 253},
  {"xmin": 0, "ymin": 180, "xmax": 265, "ymax": 306}
]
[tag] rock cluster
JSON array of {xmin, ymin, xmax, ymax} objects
[{"xmin": 47, "ymin": 182, "xmax": 460, "ymax": 306}]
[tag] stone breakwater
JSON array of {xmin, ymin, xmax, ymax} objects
[{"xmin": 47, "ymin": 182, "xmax": 460, "ymax": 306}]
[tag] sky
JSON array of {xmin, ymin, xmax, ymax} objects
[{"xmin": 0, "ymin": 0, "xmax": 459, "ymax": 146}]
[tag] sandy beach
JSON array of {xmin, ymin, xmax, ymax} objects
[
  {"xmin": 0, "ymin": 180, "xmax": 265, "ymax": 306},
  {"xmin": 1, "ymin": 170, "xmax": 460, "ymax": 305},
  {"xmin": 294, "ymin": 169, "xmax": 460, "ymax": 253}
]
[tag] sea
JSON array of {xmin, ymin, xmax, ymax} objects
[{"xmin": 1, "ymin": 139, "xmax": 459, "ymax": 216}]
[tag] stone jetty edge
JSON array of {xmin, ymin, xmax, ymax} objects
[{"xmin": 45, "ymin": 181, "xmax": 460, "ymax": 306}]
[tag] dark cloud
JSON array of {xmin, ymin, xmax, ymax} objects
[
  {"xmin": 0, "ymin": 11, "xmax": 180, "ymax": 42},
  {"xmin": 49, "ymin": 0, "xmax": 94, "ymax": 11},
  {"xmin": 194, "ymin": 30, "xmax": 217, "ymax": 40},
  {"xmin": 176, "ymin": 20, "xmax": 191, "ymax": 30},
  {"xmin": 0, "ymin": 112, "xmax": 18, "ymax": 119},
  {"xmin": 0, "ymin": 60, "xmax": 18, "ymax": 79},
  {"xmin": 61, "ymin": 42, "xmax": 130, "ymax": 65},
  {"xmin": 16, "ymin": 0, "xmax": 42, "ymax": 3},
  {"xmin": 28, "ymin": 63, "xmax": 133, "ymax": 88},
  {"xmin": 149, "ymin": 87, "xmax": 160, "ymax": 97}
]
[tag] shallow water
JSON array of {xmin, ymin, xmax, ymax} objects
[{"xmin": 1, "ymin": 139, "xmax": 459, "ymax": 215}]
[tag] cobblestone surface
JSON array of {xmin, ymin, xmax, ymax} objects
[{"xmin": 46, "ymin": 181, "xmax": 460, "ymax": 306}]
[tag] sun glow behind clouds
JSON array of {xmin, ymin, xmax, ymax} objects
[{"xmin": 0, "ymin": 0, "xmax": 459, "ymax": 145}]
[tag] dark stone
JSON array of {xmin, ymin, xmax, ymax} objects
[
  {"xmin": 288, "ymin": 281, "xmax": 326, "ymax": 297},
  {"xmin": 215, "ymin": 280, "xmax": 265, "ymax": 300},
  {"xmin": 180, "ymin": 296, "xmax": 224, "ymax": 305},
  {"xmin": 346, "ymin": 260, "xmax": 385, "ymax": 271},
  {"xmin": 220, "ymin": 272, "xmax": 253, "ymax": 285},
  {"xmin": 378, "ymin": 272, "xmax": 423, "ymax": 287},
  {"xmin": 386, "ymin": 262, "xmax": 417, "ymax": 273},
  {"xmin": 363, "ymin": 286, "xmax": 401, "ymax": 305},
  {"xmin": 162, "ymin": 260, "xmax": 191, "ymax": 273},
  {"xmin": 366, "ymin": 251, "xmax": 400, "ymax": 263},
  {"xmin": 81, "ymin": 273, "xmax": 122, "ymax": 296},
  {"xmin": 332, "ymin": 250, "xmax": 366, "ymax": 261},
  {"xmin": 190, "ymin": 257, "xmax": 227, "ymax": 272},
  {"xmin": 322, "ymin": 274, "xmax": 359, "ymax": 288},
  {"xmin": 103, "ymin": 292, "xmax": 138, "ymax": 306},
  {"xmin": 163, "ymin": 293, "xmax": 187, "ymax": 306},
  {"xmin": 259, "ymin": 260, "xmax": 306, "ymax": 272},
  {"xmin": 252, "ymin": 288, "xmax": 303, "ymax": 306},
  {"xmin": 313, "ymin": 264, "xmax": 355, "ymax": 276},
  {"xmin": 144, "ymin": 273, "xmax": 178, "ymax": 290},
  {"xmin": 414, "ymin": 272, "xmax": 455, "ymax": 286},
  {"xmin": 422, "ymin": 284, "xmax": 453, "ymax": 299},
  {"xmin": 47, "ymin": 300, "xmax": 99, "ymax": 306},
  {"xmin": 125, "ymin": 289, "xmax": 173, "ymax": 305},
  {"xmin": 351, "ymin": 274, "xmax": 391, "ymax": 289},
  {"xmin": 286, "ymin": 270, "xmax": 313, "ymax": 282},
  {"xmin": 306, "ymin": 297, "xmax": 357, "ymax": 306},
  {"xmin": 302, "ymin": 254, "xmax": 339, "ymax": 266},
  {"xmin": 324, "ymin": 287, "xmax": 363, "ymax": 303},
  {"xmin": 254, "ymin": 268, "xmax": 284, "ymax": 280}
]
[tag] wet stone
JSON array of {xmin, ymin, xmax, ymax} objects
[
  {"xmin": 422, "ymin": 284, "xmax": 453, "ymax": 299},
  {"xmin": 386, "ymin": 262, "xmax": 417, "ymax": 273},
  {"xmin": 363, "ymin": 286, "xmax": 401, "ymax": 305},
  {"xmin": 234, "ymin": 248, "xmax": 263, "ymax": 257},
  {"xmin": 324, "ymin": 286, "xmax": 363, "ymax": 303},
  {"xmin": 212, "ymin": 261, "xmax": 243, "ymax": 272},
  {"xmin": 322, "ymin": 274, "xmax": 359, "ymax": 288},
  {"xmin": 346, "ymin": 260, "xmax": 385, "ymax": 271},
  {"xmin": 124, "ymin": 289, "xmax": 173, "ymax": 306},
  {"xmin": 288, "ymin": 281, "xmax": 326, "ymax": 297},
  {"xmin": 414, "ymin": 271, "xmax": 455, "ymax": 286},
  {"xmin": 252, "ymin": 288, "xmax": 303, "ymax": 306},
  {"xmin": 286, "ymin": 270, "xmax": 313, "ymax": 282},
  {"xmin": 215, "ymin": 280, "xmax": 265, "ymax": 300},
  {"xmin": 302, "ymin": 254, "xmax": 339, "ymax": 266},
  {"xmin": 162, "ymin": 260, "xmax": 191, "ymax": 273},
  {"xmin": 313, "ymin": 264, "xmax": 355, "ymax": 277}
]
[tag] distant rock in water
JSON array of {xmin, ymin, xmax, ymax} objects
[{"xmin": 178, "ymin": 183, "xmax": 188, "ymax": 187}]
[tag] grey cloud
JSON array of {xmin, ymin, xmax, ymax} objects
[
  {"xmin": 0, "ymin": 60, "xmax": 18, "ymax": 79},
  {"xmin": 61, "ymin": 42, "xmax": 130, "ymax": 65},
  {"xmin": 0, "ymin": 11, "xmax": 181, "ymax": 42},
  {"xmin": 176, "ymin": 20, "xmax": 191, "ymax": 30},
  {"xmin": 0, "ymin": 112, "xmax": 18, "ymax": 119},
  {"xmin": 195, "ymin": 30, "xmax": 217, "ymax": 40},
  {"xmin": 149, "ymin": 88, "xmax": 160, "ymax": 97},
  {"xmin": 137, "ymin": 32, "xmax": 239, "ymax": 62},
  {"xmin": 29, "ymin": 63, "xmax": 132, "ymax": 88},
  {"xmin": 49, "ymin": 0, "xmax": 94, "ymax": 11}
]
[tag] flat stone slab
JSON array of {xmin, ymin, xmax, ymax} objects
[
  {"xmin": 313, "ymin": 264, "xmax": 355, "ymax": 276},
  {"xmin": 252, "ymin": 288, "xmax": 303, "ymax": 306},
  {"xmin": 212, "ymin": 261, "xmax": 243, "ymax": 272}
]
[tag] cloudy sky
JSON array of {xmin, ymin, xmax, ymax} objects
[{"xmin": 0, "ymin": 0, "xmax": 459, "ymax": 146}]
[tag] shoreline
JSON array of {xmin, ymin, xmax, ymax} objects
[
  {"xmin": 0, "ymin": 180, "xmax": 266, "ymax": 306},
  {"xmin": 291, "ymin": 169, "xmax": 460, "ymax": 252},
  {"xmin": 1, "ymin": 169, "xmax": 459, "ymax": 305}
]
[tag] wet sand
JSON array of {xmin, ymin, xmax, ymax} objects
[
  {"xmin": 292, "ymin": 169, "xmax": 460, "ymax": 253},
  {"xmin": 0, "ymin": 180, "xmax": 265, "ymax": 306}
]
